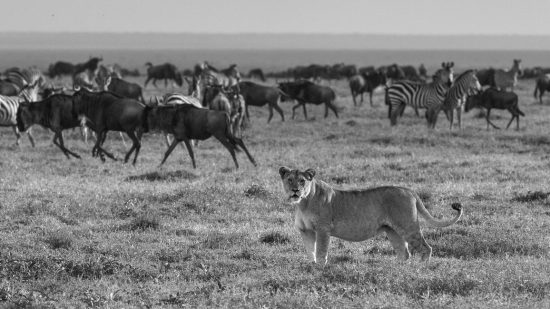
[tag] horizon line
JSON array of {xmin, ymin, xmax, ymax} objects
[{"xmin": 2, "ymin": 31, "xmax": 550, "ymax": 37}]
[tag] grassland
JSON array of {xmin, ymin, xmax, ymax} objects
[{"xmin": 1, "ymin": 76, "xmax": 549, "ymax": 308}]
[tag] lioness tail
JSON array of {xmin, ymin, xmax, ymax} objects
[{"xmin": 415, "ymin": 196, "xmax": 463, "ymax": 228}]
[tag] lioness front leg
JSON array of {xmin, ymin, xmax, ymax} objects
[
  {"xmin": 299, "ymin": 228, "xmax": 316, "ymax": 262},
  {"xmin": 315, "ymin": 230, "xmax": 331, "ymax": 265}
]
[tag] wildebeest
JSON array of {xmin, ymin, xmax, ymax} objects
[
  {"xmin": 533, "ymin": 75, "xmax": 550, "ymax": 103},
  {"xmin": 475, "ymin": 68, "xmax": 495, "ymax": 87},
  {"xmin": 145, "ymin": 104, "xmax": 256, "ymax": 169},
  {"xmin": 247, "ymin": 68, "xmax": 266, "ymax": 81},
  {"xmin": 493, "ymin": 59, "xmax": 522, "ymax": 91},
  {"xmin": 48, "ymin": 57, "xmax": 102, "ymax": 79},
  {"xmin": 72, "ymin": 70, "xmax": 96, "ymax": 91},
  {"xmin": 380, "ymin": 64, "xmax": 406, "ymax": 81},
  {"xmin": 278, "ymin": 80, "xmax": 339, "ymax": 119},
  {"xmin": 238, "ymin": 81, "xmax": 287, "ymax": 123},
  {"xmin": 144, "ymin": 62, "xmax": 183, "ymax": 88},
  {"xmin": 17, "ymin": 94, "xmax": 82, "ymax": 158},
  {"xmin": 71, "ymin": 89, "xmax": 148, "ymax": 165},
  {"xmin": 107, "ymin": 77, "xmax": 145, "ymax": 102},
  {"xmin": 293, "ymin": 64, "xmax": 329, "ymax": 80},
  {"xmin": 465, "ymin": 88, "xmax": 524, "ymax": 130},
  {"xmin": 401, "ymin": 65, "xmax": 422, "ymax": 81},
  {"xmin": 349, "ymin": 70, "xmax": 387, "ymax": 106}
]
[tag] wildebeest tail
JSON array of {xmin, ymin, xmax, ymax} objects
[{"xmin": 515, "ymin": 106, "xmax": 525, "ymax": 117}]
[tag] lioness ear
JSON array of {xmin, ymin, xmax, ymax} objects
[
  {"xmin": 303, "ymin": 168, "xmax": 316, "ymax": 180},
  {"xmin": 279, "ymin": 166, "xmax": 291, "ymax": 178}
]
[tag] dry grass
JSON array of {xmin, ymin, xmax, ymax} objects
[{"xmin": 1, "ymin": 75, "xmax": 549, "ymax": 308}]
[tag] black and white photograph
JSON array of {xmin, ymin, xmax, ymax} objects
[{"xmin": 1, "ymin": 0, "xmax": 549, "ymax": 307}]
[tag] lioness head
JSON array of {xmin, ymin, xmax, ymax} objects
[{"xmin": 279, "ymin": 167, "xmax": 315, "ymax": 203}]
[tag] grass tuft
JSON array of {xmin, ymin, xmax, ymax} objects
[
  {"xmin": 259, "ymin": 231, "xmax": 291, "ymax": 245},
  {"xmin": 124, "ymin": 170, "xmax": 198, "ymax": 182},
  {"xmin": 512, "ymin": 191, "xmax": 550, "ymax": 203},
  {"xmin": 244, "ymin": 184, "xmax": 272, "ymax": 199},
  {"xmin": 43, "ymin": 230, "xmax": 73, "ymax": 250},
  {"xmin": 125, "ymin": 213, "xmax": 161, "ymax": 231}
]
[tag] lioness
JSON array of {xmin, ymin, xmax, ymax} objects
[{"xmin": 279, "ymin": 166, "xmax": 463, "ymax": 265}]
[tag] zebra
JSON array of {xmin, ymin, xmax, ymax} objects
[
  {"xmin": 199, "ymin": 62, "xmax": 241, "ymax": 89},
  {"xmin": 0, "ymin": 81, "xmax": 40, "ymax": 147},
  {"xmin": 493, "ymin": 59, "xmax": 522, "ymax": 91},
  {"xmin": 95, "ymin": 65, "xmax": 113, "ymax": 91},
  {"xmin": 386, "ymin": 62, "xmax": 454, "ymax": 128},
  {"xmin": 442, "ymin": 70, "xmax": 481, "ymax": 130},
  {"xmin": 4, "ymin": 67, "xmax": 46, "ymax": 94},
  {"xmin": 72, "ymin": 69, "xmax": 96, "ymax": 91}
]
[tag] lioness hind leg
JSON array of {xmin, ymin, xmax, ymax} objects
[
  {"xmin": 380, "ymin": 226, "xmax": 410, "ymax": 260},
  {"xmin": 405, "ymin": 231, "xmax": 432, "ymax": 262}
]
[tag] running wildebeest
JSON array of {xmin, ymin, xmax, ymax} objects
[
  {"xmin": 144, "ymin": 62, "xmax": 183, "ymax": 88},
  {"xmin": 349, "ymin": 70, "xmax": 387, "ymax": 106},
  {"xmin": 465, "ymin": 88, "xmax": 524, "ymax": 130},
  {"xmin": 278, "ymin": 80, "xmax": 339, "ymax": 119},
  {"xmin": 48, "ymin": 57, "xmax": 102, "ymax": 79},
  {"xmin": 17, "ymin": 94, "xmax": 83, "ymax": 159},
  {"xmin": 238, "ymin": 81, "xmax": 287, "ymax": 123},
  {"xmin": 534, "ymin": 75, "xmax": 550, "ymax": 103},
  {"xmin": 145, "ymin": 104, "xmax": 256, "ymax": 169},
  {"xmin": 107, "ymin": 77, "xmax": 145, "ymax": 102},
  {"xmin": 475, "ymin": 68, "xmax": 495, "ymax": 87},
  {"xmin": 247, "ymin": 68, "xmax": 266, "ymax": 81},
  {"xmin": 71, "ymin": 89, "xmax": 148, "ymax": 165}
]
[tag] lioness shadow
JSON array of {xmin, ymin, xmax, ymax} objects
[{"xmin": 124, "ymin": 170, "xmax": 198, "ymax": 182}]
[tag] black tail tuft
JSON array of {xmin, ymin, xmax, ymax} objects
[{"xmin": 451, "ymin": 202, "xmax": 462, "ymax": 211}]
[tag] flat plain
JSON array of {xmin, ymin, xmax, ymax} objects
[{"xmin": 1, "ymin": 70, "xmax": 550, "ymax": 308}]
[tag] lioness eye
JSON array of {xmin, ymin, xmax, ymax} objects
[
  {"xmin": 300, "ymin": 180, "xmax": 305, "ymax": 185},
  {"xmin": 288, "ymin": 179, "xmax": 292, "ymax": 183}
]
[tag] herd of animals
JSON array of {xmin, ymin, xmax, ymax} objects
[{"xmin": 0, "ymin": 56, "xmax": 546, "ymax": 168}]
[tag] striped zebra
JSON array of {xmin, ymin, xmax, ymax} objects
[
  {"xmin": 3, "ymin": 67, "xmax": 46, "ymax": 94},
  {"xmin": 442, "ymin": 70, "xmax": 481, "ymax": 130},
  {"xmin": 493, "ymin": 59, "xmax": 521, "ymax": 91},
  {"xmin": 0, "ymin": 81, "xmax": 40, "ymax": 147},
  {"xmin": 386, "ymin": 62, "xmax": 454, "ymax": 128},
  {"xmin": 199, "ymin": 62, "xmax": 241, "ymax": 89}
]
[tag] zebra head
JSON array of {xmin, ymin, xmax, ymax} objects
[{"xmin": 436, "ymin": 62, "xmax": 454, "ymax": 86}]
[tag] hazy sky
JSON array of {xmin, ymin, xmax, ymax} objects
[{"xmin": 3, "ymin": 0, "xmax": 549, "ymax": 35}]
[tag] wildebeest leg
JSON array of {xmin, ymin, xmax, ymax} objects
[
  {"xmin": 213, "ymin": 134, "xmax": 239, "ymax": 169},
  {"xmin": 360, "ymin": 91, "xmax": 364, "ymax": 105},
  {"xmin": 540, "ymin": 88, "xmax": 545, "ymax": 104},
  {"xmin": 123, "ymin": 131, "xmax": 141, "ymax": 165},
  {"xmin": 267, "ymin": 105, "xmax": 274, "ymax": 123},
  {"xmin": 327, "ymin": 101, "xmax": 339, "ymax": 118},
  {"xmin": 53, "ymin": 130, "xmax": 81, "ymax": 159},
  {"xmin": 153, "ymin": 79, "xmax": 159, "ymax": 88},
  {"xmin": 505, "ymin": 114, "xmax": 516, "ymax": 130},
  {"xmin": 160, "ymin": 139, "xmax": 182, "ymax": 166},
  {"xmin": 369, "ymin": 91, "xmax": 374, "ymax": 107},
  {"xmin": 273, "ymin": 100, "xmax": 285, "ymax": 122},
  {"xmin": 95, "ymin": 131, "xmax": 117, "ymax": 161},
  {"xmin": 485, "ymin": 109, "xmax": 500, "ymax": 130},
  {"xmin": 12, "ymin": 126, "xmax": 21, "ymax": 146},
  {"xmin": 301, "ymin": 103, "xmax": 308, "ymax": 120},
  {"xmin": 291, "ymin": 103, "xmax": 301, "ymax": 120},
  {"xmin": 232, "ymin": 137, "xmax": 257, "ymax": 167},
  {"xmin": 351, "ymin": 90, "xmax": 357, "ymax": 106},
  {"xmin": 181, "ymin": 138, "xmax": 197, "ymax": 169},
  {"xmin": 144, "ymin": 76, "xmax": 152, "ymax": 88}
]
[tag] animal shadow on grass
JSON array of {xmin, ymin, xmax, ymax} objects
[
  {"xmin": 511, "ymin": 191, "xmax": 550, "ymax": 203},
  {"xmin": 426, "ymin": 229, "xmax": 548, "ymax": 259},
  {"xmin": 124, "ymin": 170, "xmax": 198, "ymax": 182}
]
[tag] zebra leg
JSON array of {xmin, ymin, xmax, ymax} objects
[
  {"xmin": 457, "ymin": 108, "xmax": 462, "ymax": 130},
  {"xmin": 12, "ymin": 126, "xmax": 21, "ymax": 147},
  {"xmin": 26, "ymin": 128, "xmax": 36, "ymax": 148},
  {"xmin": 447, "ymin": 109, "xmax": 454, "ymax": 130}
]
